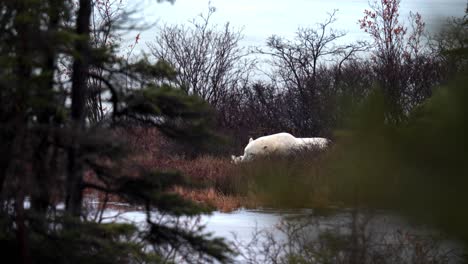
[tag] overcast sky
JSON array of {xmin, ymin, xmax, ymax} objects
[{"xmin": 124, "ymin": 0, "xmax": 466, "ymax": 53}]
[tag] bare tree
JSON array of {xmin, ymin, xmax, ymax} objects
[
  {"xmin": 429, "ymin": 11, "xmax": 468, "ymax": 77},
  {"xmin": 256, "ymin": 10, "xmax": 367, "ymax": 136},
  {"xmin": 87, "ymin": 0, "xmax": 127, "ymax": 123},
  {"xmin": 147, "ymin": 5, "xmax": 255, "ymax": 109},
  {"xmin": 359, "ymin": 0, "xmax": 438, "ymax": 121},
  {"xmin": 261, "ymin": 10, "xmax": 366, "ymax": 92}
]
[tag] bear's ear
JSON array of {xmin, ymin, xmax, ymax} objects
[{"xmin": 249, "ymin": 137, "xmax": 253, "ymax": 143}]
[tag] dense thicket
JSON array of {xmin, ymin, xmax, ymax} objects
[
  {"xmin": 147, "ymin": 1, "xmax": 465, "ymax": 152},
  {"xmin": 329, "ymin": 11, "xmax": 468, "ymax": 245}
]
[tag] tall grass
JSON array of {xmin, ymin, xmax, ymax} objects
[
  {"xmin": 234, "ymin": 149, "xmax": 333, "ymax": 209},
  {"xmin": 96, "ymin": 127, "xmax": 334, "ymax": 211}
]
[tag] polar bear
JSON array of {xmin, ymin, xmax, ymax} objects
[
  {"xmin": 242, "ymin": 132, "xmax": 298, "ymax": 162},
  {"xmin": 231, "ymin": 132, "xmax": 330, "ymax": 163}
]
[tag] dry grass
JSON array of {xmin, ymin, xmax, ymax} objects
[
  {"xmin": 83, "ymin": 127, "xmax": 333, "ymax": 212},
  {"xmin": 83, "ymin": 127, "xmax": 254, "ymax": 212},
  {"xmin": 233, "ymin": 150, "xmax": 333, "ymax": 209},
  {"xmin": 172, "ymin": 186, "xmax": 258, "ymax": 213}
]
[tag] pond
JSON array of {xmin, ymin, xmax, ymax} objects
[{"xmin": 99, "ymin": 204, "xmax": 463, "ymax": 263}]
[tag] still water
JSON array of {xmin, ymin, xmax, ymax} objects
[{"xmin": 100, "ymin": 205, "xmax": 463, "ymax": 263}]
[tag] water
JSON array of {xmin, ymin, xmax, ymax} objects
[
  {"xmin": 202, "ymin": 209, "xmax": 294, "ymax": 243},
  {"xmin": 98, "ymin": 205, "xmax": 463, "ymax": 263},
  {"xmin": 100, "ymin": 207, "xmax": 291, "ymax": 243}
]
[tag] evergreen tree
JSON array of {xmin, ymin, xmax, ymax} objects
[{"xmin": 0, "ymin": 0, "xmax": 232, "ymax": 263}]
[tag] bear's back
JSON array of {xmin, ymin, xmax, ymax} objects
[{"xmin": 244, "ymin": 132, "xmax": 297, "ymax": 156}]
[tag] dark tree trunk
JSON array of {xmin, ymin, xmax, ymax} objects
[
  {"xmin": 66, "ymin": 0, "xmax": 92, "ymax": 217},
  {"xmin": 16, "ymin": 193, "xmax": 32, "ymax": 264},
  {"xmin": 31, "ymin": 0, "xmax": 61, "ymax": 216},
  {"xmin": 9, "ymin": 3, "xmax": 34, "ymax": 262},
  {"xmin": 0, "ymin": 1, "xmax": 32, "ymax": 196}
]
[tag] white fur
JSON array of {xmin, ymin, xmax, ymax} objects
[
  {"xmin": 231, "ymin": 132, "xmax": 330, "ymax": 163},
  {"xmin": 295, "ymin": 137, "xmax": 330, "ymax": 149},
  {"xmin": 231, "ymin": 155, "xmax": 244, "ymax": 164}
]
